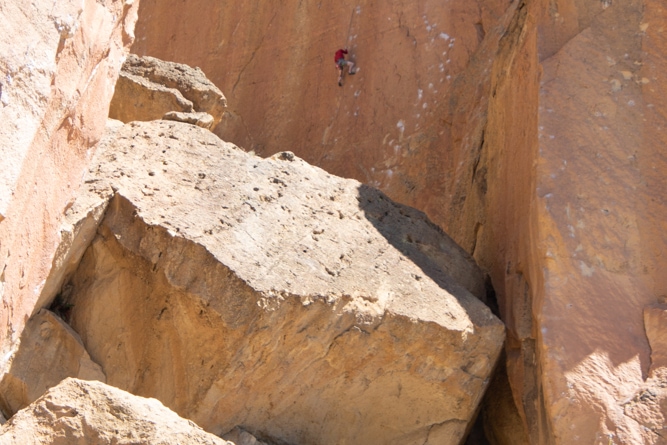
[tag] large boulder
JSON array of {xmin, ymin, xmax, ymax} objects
[
  {"xmin": 0, "ymin": 378, "xmax": 231, "ymax": 445},
  {"xmin": 0, "ymin": 0, "xmax": 139, "ymax": 364},
  {"xmin": 109, "ymin": 54, "xmax": 227, "ymax": 129},
  {"xmin": 0, "ymin": 309, "xmax": 105, "ymax": 417},
  {"xmin": 59, "ymin": 119, "xmax": 504, "ymax": 444}
]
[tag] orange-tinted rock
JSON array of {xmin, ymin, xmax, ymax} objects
[
  {"xmin": 163, "ymin": 111, "xmax": 216, "ymax": 129},
  {"xmin": 0, "ymin": 0, "xmax": 139, "ymax": 361},
  {"xmin": 131, "ymin": 0, "xmax": 514, "ymax": 229},
  {"xmin": 91, "ymin": 0, "xmax": 667, "ymax": 443},
  {"xmin": 528, "ymin": 1, "xmax": 667, "ymax": 443},
  {"xmin": 645, "ymin": 303, "xmax": 667, "ymax": 373}
]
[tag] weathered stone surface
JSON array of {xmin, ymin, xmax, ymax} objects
[
  {"xmin": 0, "ymin": 0, "xmax": 139, "ymax": 363},
  {"xmin": 615, "ymin": 304, "xmax": 667, "ymax": 441},
  {"xmin": 163, "ymin": 110, "xmax": 216, "ymax": 129},
  {"xmin": 109, "ymin": 54, "xmax": 226, "ymax": 127},
  {"xmin": 0, "ymin": 310, "xmax": 105, "ymax": 417},
  {"xmin": 525, "ymin": 2, "xmax": 667, "ymax": 443},
  {"xmin": 34, "ymin": 185, "xmax": 113, "ymax": 316},
  {"xmin": 461, "ymin": 3, "xmax": 540, "ymax": 444},
  {"xmin": 645, "ymin": 304, "xmax": 667, "ymax": 373},
  {"xmin": 0, "ymin": 378, "xmax": 231, "ymax": 445},
  {"xmin": 622, "ymin": 368, "xmax": 667, "ymax": 442},
  {"xmin": 111, "ymin": 70, "xmax": 195, "ymax": 119},
  {"xmin": 477, "ymin": 359, "xmax": 529, "ymax": 445},
  {"xmin": 6, "ymin": 0, "xmax": 662, "ymax": 442},
  {"xmin": 63, "ymin": 119, "xmax": 503, "ymax": 445}
]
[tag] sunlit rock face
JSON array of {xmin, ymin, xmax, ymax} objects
[
  {"xmin": 62, "ymin": 119, "xmax": 503, "ymax": 445},
  {"xmin": 0, "ymin": 0, "xmax": 139, "ymax": 360},
  {"xmin": 132, "ymin": 1, "xmax": 667, "ymax": 443}
]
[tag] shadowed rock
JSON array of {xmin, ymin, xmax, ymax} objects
[{"xmin": 0, "ymin": 310, "xmax": 105, "ymax": 418}]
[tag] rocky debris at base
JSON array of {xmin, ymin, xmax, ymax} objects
[
  {"xmin": 0, "ymin": 378, "xmax": 232, "ymax": 445},
  {"xmin": 223, "ymin": 427, "xmax": 272, "ymax": 445},
  {"xmin": 0, "ymin": 310, "xmax": 105, "ymax": 417},
  {"xmin": 109, "ymin": 54, "xmax": 226, "ymax": 128},
  {"xmin": 47, "ymin": 119, "xmax": 504, "ymax": 445}
]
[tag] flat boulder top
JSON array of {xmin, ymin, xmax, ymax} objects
[{"xmin": 88, "ymin": 120, "xmax": 500, "ymax": 333}]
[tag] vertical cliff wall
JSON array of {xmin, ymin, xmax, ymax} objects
[
  {"xmin": 131, "ymin": 0, "xmax": 516, "ymax": 230},
  {"xmin": 0, "ymin": 0, "xmax": 139, "ymax": 359},
  {"xmin": 529, "ymin": 1, "xmax": 667, "ymax": 443},
  {"xmin": 132, "ymin": 0, "xmax": 667, "ymax": 443}
]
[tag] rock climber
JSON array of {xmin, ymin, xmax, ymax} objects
[{"xmin": 335, "ymin": 48, "xmax": 356, "ymax": 86}]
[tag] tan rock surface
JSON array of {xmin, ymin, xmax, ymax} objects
[
  {"xmin": 125, "ymin": 1, "xmax": 667, "ymax": 444},
  {"xmin": 62, "ymin": 119, "xmax": 503, "ymax": 445},
  {"xmin": 454, "ymin": 1, "xmax": 667, "ymax": 443},
  {"xmin": 0, "ymin": 0, "xmax": 139, "ymax": 361},
  {"xmin": 0, "ymin": 378, "xmax": 231, "ymax": 445},
  {"xmin": 131, "ymin": 0, "xmax": 516, "ymax": 229},
  {"xmin": 0, "ymin": 309, "xmax": 105, "ymax": 417},
  {"xmin": 4, "ymin": 0, "xmax": 662, "ymax": 442},
  {"xmin": 163, "ymin": 110, "xmax": 216, "ymax": 129},
  {"xmin": 109, "ymin": 54, "xmax": 226, "ymax": 126}
]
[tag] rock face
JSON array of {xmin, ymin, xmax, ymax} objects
[
  {"xmin": 61, "ymin": 119, "xmax": 504, "ymax": 444},
  {"xmin": 109, "ymin": 54, "xmax": 226, "ymax": 129},
  {"xmin": 516, "ymin": 2, "xmax": 667, "ymax": 444},
  {"xmin": 3, "ymin": 0, "xmax": 662, "ymax": 442},
  {"xmin": 131, "ymin": 0, "xmax": 516, "ymax": 227},
  {"xmin": 0, "ymin": 0, "xmax": 139, "ymax": 363},
  {"xmin": 0, "ymin": 378, "xmax": 230, "ymax": 445},
  {"xmin": 131, "ymin": 1, "xmax": 667, "ymax": 444},
  {"xmin": 0, "ymin": 309, "xmax": 105, "ymax": 417}
]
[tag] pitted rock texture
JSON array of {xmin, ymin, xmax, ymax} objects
[
  {"xmin": 109, "ymin": 54, "xmax": 226, "ymax": 128},
  {"xmin": 62, "ymin": 119, "xmax": 503, "ymax": 445},
  {"xmin": 0, "ymin": 378, "xmax": 231, "ymax": 445},
  {"xmin": 0, "ymin": 0, "xmax": 139, "ymax": 364},
  {"xmin": 0, "ymin": 309, "xmax": 105, "ymax": 418}
]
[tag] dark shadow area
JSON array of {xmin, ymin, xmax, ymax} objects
[
  {"xmin": 356, "ymin": 183, "xmax": 487, "ymax": 303},
  {"xmin": 484, "ymin": 273, "xmax": 501, "ymax": 318},
  {"xmin": 479, "ymin": 352, "xmax": 529, "ymax": 444},
  {"xmin": 464, "ymin": 411, "xmax": 493, "ymax": 445}
]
